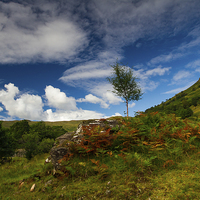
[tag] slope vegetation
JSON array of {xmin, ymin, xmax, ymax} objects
[
  {"xmin": 145, "ymin": 78, "xmax": 200, "ymax": 119},
  {"xmin": 1, "ymin": 113, "xmax": 200, "ymax": 199}
]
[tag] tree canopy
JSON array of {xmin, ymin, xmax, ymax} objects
[{"xmin": 107, "ymin": 61, "xmax": 143, "ymax": 117}]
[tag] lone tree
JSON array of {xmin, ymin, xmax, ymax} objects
[{"xmin": 107, "ymin": 61, "xmax": 143, "ymax": 117}]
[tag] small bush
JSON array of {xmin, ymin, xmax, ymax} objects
[
  {"xmin": 179, "ymin": 107, "xmax": 193, "ymax": 119},
  {"xmin": 38, "ymin": 138, "xmax": 54, "ymax": 154}
]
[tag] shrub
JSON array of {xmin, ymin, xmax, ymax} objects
[
  {"xmin": 0, "ymin": 122, "xmax": 15, "ymax": 162},
  {"xmin": 22, "ymin": 132, "xmax": 40, "ymax": 160},
  {"xmin": 179, "ymin": 107, "xmax": 193, "ymax": 119},
  {"xmin": 30, "ymin": 121, "xmax": 47, "ymax": 140},
  {"xmin": 38, "ymin": 138, "xmax": 54, "ymax": 154},
  {"xmin": 10, "ymin": 120, "xmax": 30, "ymax": 149}
]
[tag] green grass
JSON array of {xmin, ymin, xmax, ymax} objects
[
  {"xmin": 145, "ymin": 78, "xmax": 200, "ymax": 118},
  {"xmin": 1, "ymin": 113, "xmax": 200, "ymax": 199},
  {"xmin": 1, "ymin": 150, "xmax": 200, "ymax": 199},
  {"xmin": 2, "ymin": 120, "xmax": 81, "ymax": 132}
]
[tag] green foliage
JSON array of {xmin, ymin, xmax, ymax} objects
[
  {"xmin": 45, "ymin": 125, "xmax": 66, "ymax": 139},
  {"xmin": 30, "ymin": 121, "xmax": 47, "ymax": 140},
  {"xmin": 179, "ymin": 107, "xmax": 193, "ymax": 119},
  {"xmin": 7, "ymin": 120, "xmax": 67, "ymax": 160},
  {"xmin": 38, "ymin": 138, "xmax": 55, "ymax": 154},
  {"xmin": 107, "ymin": 61, "xmax": 143, "ymax": 117},
  {"xmin": 10, "ymin": 119, "xmax": 30, "ymax": 149},
  {"xmin": 191, "ymin": 96, "xmax": 200, "ymax": 107},
  {"xmin": 57, "ymin": 112, "xmax": 200, "ymax": 183},
  {"xmin": 1, "ymin": 112, "xmax": 200, "ymax": 199},
  {"xmin": 145, "ymin": 79, "xmax": 200, "ymax": 118},
  {"xmin": 22, "ymin": 132, "xmax": 40, "ymax": 159},
  {"xmin": 0, "ymin": 122, "xmax": 15, "ymax": 162}
]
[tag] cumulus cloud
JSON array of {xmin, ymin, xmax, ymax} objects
[
  {"xmin": 129, "ymin": 102, "xmax": 136, "ymax": 108},
  {"xmin": 1, "ymin": 0, "xmax": 200, "ymax": 120},
  {"xmin": 112, "ymin": 113, "xmax": 122, "ymax": 117},
  {"xmin": 0, "ymin": 83, "xmax": 105, "ymax": 121},
  {"xmin": 0, "ymin": 83, "xmax": 44, "ymax": 120},
  {"xmin": 88, "ymin": 83, "xmax": 123, "ymax": 105},
  {"xmin": 77, "ymin": 94, "xmax": 109, "ymax": 109},
  {"xmin": 45, "ymin": 109, "xmax": 104, "ymax": 122},
  {"xmin": 45, "ymin": 85, "xmax": 77, "ymax": 110}
]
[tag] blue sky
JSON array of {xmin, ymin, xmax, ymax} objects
[{"xmin": 0, "ymin": 0, "xmax": 200, "ymax": 121}]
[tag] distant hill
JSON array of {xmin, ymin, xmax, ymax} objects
[
  {"xmin": 145, "ymin": 78, "xmax": 200, "ymax": 119},
  {"xmin": 2, "ymin": 120, "xmax": 81, "ymax": 132},
  {"xmin": 1, "ymin": 116, "xmax": 123, "ymax": 131}
]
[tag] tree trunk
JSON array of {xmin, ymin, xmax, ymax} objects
[{"xmin": 126, "ymin": 100, "xmax": 128, "ymax": 118}]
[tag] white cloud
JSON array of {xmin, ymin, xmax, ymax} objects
[
  {"xmin": 103, "ymin": 112, "xmax": 122, "ymax": 119},
  {"xmin": 172, "ymin": 70, "xmax": 191, "ymax": 82},
  {"xmin": 44, "ymin": 109, "xmax": 104, "ymax": 122},
  {"xmin": 195, "ymin": 68, "xmax": 200, "ymax": 73},
  {"xmin": 1, "ymin": 1, "xmax": 200, "ymax": 121},
  {"xmin": 91, "ymin": 0, "xmax": 200, "ymax": 49},
  {"xmin": 132, "ymin": 66, "xmax": 171, "ymax": 81},
  {"xmin": 145, "ymin": 66, "xmax": 171, "ymax": 76},
  {"xmin": 112, "ymin": 113, "xmax": 122, "ymax": 117},
  {"xmin": 45, "ymin": 85, "xmax": 77, "ymax": 110},
  {"xmin": 163, "ymin": 81, "xmax": 196, "ymax": 94},
  {"xmin": 129, "ymin": 102, "xmax": 136, "ymax": 108},
  {"xmin": 60, "ymin": 68, "xmax": 112, "ymax": 83},
  {"xmin": 186, "ymin": 59, "xmax": 200, "ymax": 68},
  {"xmin": 59, "ymin": 50, "xmax": 125, "ymax": 106},
  {"xmin": 89, "ymin": 82, "xmax": 123, "ymax": 105},
  {"xmin": 148, "ymin": 53, "xmax": 184, "ymax": 65},
  {"xmin": 130, "ymin": 66, "xmax": 171, "ymax": 91},
  {"xmin": 61, "ymin": 62, "xmax": 171, "ymax": 103},
  {"xmin": 103, "ymin": 91, "xmax": 123, "ymax": 105},
  {"xmin": 0, "ymin": 0, "xmax": 199, "ymax": 65},
  {"xmin": 148, "ymin": 28, "xmax": 200, "ymax": 66},
  {"xmin": 77, "ymin": 94, "xmax": 109, "ymax": 109},
  {"xmin": 0, "ymin": 83, "xmax": 44, "ymax": 120},
  {"xmin": 60, "ymin": 50, "xmax": 121, "ymax": 85},
  {"xmin": 178, "ymin": 35, "xmax": 200, "ymax": 51},
  {"xmin": 0, "ymin": 83, "xmax": 105, "ymax": 121},
  {"xmin": 0, "ymin": 2, "xmax": 87, "ymax": 63},
  {"xmin": 141, "ymin": 80, "xmax": 159, "ymax": 92}
]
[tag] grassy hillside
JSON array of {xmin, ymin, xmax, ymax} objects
[
  {"xmin": 145, "ymin": 78, "xmax": 200, "ymax": 118},
  {"xmin": 1, "ymin": 113, "xmax": 200, "ymax": 199},
  {"xmin": 2, "ymin": 117, "xmax": 122, "ymax": 132},
  {"xmin": 2, "ymin": 120, "xmax": 81, "ymax": 132}
]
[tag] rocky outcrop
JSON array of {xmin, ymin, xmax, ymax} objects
[
  {"xmin": 50, "ymin": 147, "xmax": 69, "ymax": 170},
  {"xmin": 55, "ymin": 132, "xmax": 74, "ymax": 146},
  {"xmin": 50, "ymin": 119, "xmax": 121, "ymax": 170}
]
